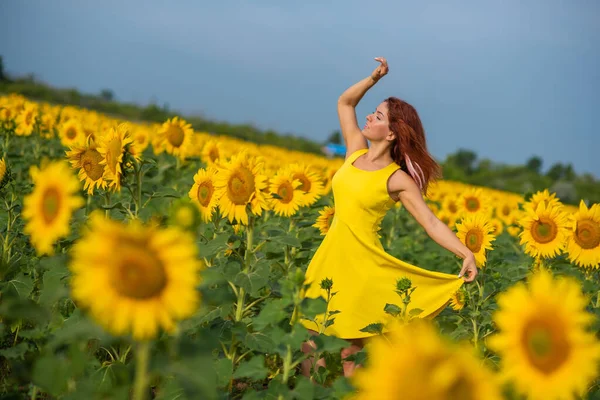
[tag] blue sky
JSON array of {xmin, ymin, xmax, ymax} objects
[{"xmin": 1, "ymin": 1, "xmax": 598, "ymax": 176}]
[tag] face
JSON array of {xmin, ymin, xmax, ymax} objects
[{"xmin": 361, "ymin": 101, "xmax": 396, "ymax": 142}]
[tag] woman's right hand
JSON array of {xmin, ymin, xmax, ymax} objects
[{"xmin": 371, "ymin": 57, "xmax": 389, "ymax": 82}]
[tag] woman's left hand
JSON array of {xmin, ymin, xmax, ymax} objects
[{"xmin": 459, "ymin": 254, "xmax": 478, "ymax": 283}]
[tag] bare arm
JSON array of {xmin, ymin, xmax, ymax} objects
[
  {"xmin": 394, "ymin": 171, "xmax": 478, "ymax": 282},
  {"xmin": 338, "ymin": 58, "xmax": 389, "ymax": 159}
]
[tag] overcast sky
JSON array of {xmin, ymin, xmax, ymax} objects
[{"xmin": 1, "ymin": 0, "xmax": 598, "ymax": 176}]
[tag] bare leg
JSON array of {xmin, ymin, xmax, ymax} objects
[
  {"xmin": 301, "ymin": 329, "xmax": 326, "ymax": 378},
  {"xmin": 341, "ymin": 338, "xmax": 364, "ymax": 378}
]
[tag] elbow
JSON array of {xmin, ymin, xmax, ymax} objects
[{"xmin": 337, "ymin": 96, "xmax": 353, "ymax": 107}]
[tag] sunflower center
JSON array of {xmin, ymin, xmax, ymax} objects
[
  {"xmin": 112, "ymin": 243, "xmax": 167, "ymax": 299},
  {"xmin": 209, "ymin": 148, "xmax": 219, "ymax": 162},
  {"xmin": 448, "ymin": 201, "xmax": 458, "ymax": 214},
  {"xmin": 66, "ymin": 127, "xmax": 77, "ymax": 140},
  {"xmin": 227, "ymin": 167, "xmax": 255, "ymax": 205},
  {"xmin": 465, "ymin": 229, "xmax": 483, "ymax": 253},
  {"xmin": 531, "ymin": 217, "xmax": 557, "ymax": 244},
  {"xmin": 522, "ymin": 317, "xmax": 570, "ymax": 374},
  {"xmin": 293, "ymin": 173, "xmax": 311, "ymax": 192},
  {"xmin": 166, "ymin": 125, "xmax": 184, "ymax": 147},
  {"xmin": 197, "ymin": 181, "xmax": 214, "ymax": 207},
  {"xmin": 81, "ymin": 149, "xmax": 104, "ymax": 181},
  {"xmin": 502, "ymin": 205, "xmax": 511, "ymax": 216},
  {"xmin": 574, "ymin": 218, "xmax": 600, "ymax": 250},
  {"xmin": 105, "ymin": 137, "xmax": 122, "ymax": 174},
  {"xmin": 277, "ymin": 182, "xmax": 294, "ymax": 204},
  {"xmin": 465, "ymin": 196, "xmax": 480, "ymax": 212},
  {"xmin": 446, "ymin": 374, "xmax": 475, "ymax": 400},
  {"xmin": 25, "ymin": 111, "xmax": 33, "ymax": 125},
  {"xmin": 41, "ymin": 187, "xmax": 61, "ymax": 224}
]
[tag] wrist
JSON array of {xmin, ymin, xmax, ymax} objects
[{"xmin": 370, "ymin": 74, "xmax": 380, "ymax": 83}]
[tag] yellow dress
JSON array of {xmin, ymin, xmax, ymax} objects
[{"xmin": 300, "ymin": 148, "xmax": 464, "ymax": 339}]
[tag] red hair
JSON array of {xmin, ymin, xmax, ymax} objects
[{"xmin": 385, "ymin": 97, "xmax": 441, "ymax": 195}]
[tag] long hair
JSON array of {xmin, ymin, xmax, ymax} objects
[{"xmin": 385, "ymin": 97, "xmax": 441, "ymax": 195}]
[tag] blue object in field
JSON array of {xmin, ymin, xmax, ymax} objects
[{"xmin": 322, "ymin": 143, "xmax": 347, "ymax": 157}]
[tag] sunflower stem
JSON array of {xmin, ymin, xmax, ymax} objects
[
  {"xmin": 132, "ymin": 341, "xmax": 150, "ymax": 400},
  {"xmin": 104, "ymin": 192, "xmax": 111, "ymax": 219},
  {"xmin": 235, "ymin": 216, "xmax": 255, "ymax": 322},
  {"xmin": 135, "ymin": 162, "xmax": 144, "ymax": 218}
]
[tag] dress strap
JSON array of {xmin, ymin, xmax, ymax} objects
[{"xmin": 346, "ymin": 148, "xmax": 368, "ymax": 164}]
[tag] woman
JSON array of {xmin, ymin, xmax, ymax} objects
[{"xmin": 299, "ymin": 57, "xmax": 478, "ymax": 378}]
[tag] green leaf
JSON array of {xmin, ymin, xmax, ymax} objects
[
  {"xmin": 38, "ymin": 267, "xmax": 69, "ymax": 306},
  {"xmin": 233, "ymin": 355, "xmax": 268, "ymax": 381},
  {"xmin": 312, "ymin": 335, "xmax": 350, "ymax": 353},
  {"xmin": 0, "ymin": 342, "xmax": 33, "ymax": 359},
  {"xmin": 252, "ymin": 299, "xmax": 289, "ymax": 331},
  {"xmin": 198, "ymin": 234, "xmax": 230, "ymax": 258},
  {"xmin": 300, "ymin": 297, "xmax": 327, "ymax": 319},
  {"xmin": 215, "ymin": 357, "xmax": 233, "ymax": 388},
  {"xmin": 244, "ymin": 331, "xmax": 275, "ymax": 353},
  {"xmin": 359, "ymin": 323, "xmax": 383, "ymax": 335},
  {"xmin": 6, "ymin": 272, "xmax": 34, "ymax": 299},
  {"xmin": 32, "ymin": 354, "xmax": 70, "ymax": 396},
  {"xmin": 383, "ymin": 303, "xmax": 401, "ymax": 317},
  {"xmin": 275, "ymin": 235, "xmax": 301, "ymax": 248},
  {"xmin": 409, "ymin": 308, "xmax": 424, "ymax": 317}
]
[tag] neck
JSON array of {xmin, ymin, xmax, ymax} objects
[{"xmin": 364, "ymin": 141, "xmax": 394, "ymax": 164}]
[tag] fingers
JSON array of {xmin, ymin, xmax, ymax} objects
[
  {"xmin": 458, "ymin": 264, "xmax": 467, "ymax": 278},
  {"xmin": 463, "ymin": 267, "xmax": 478, "ymax": 283}
]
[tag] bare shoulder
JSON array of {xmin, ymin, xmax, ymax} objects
[{"xmin": 387, "ymin": 168, "xmax": 418, "ymax": 199}]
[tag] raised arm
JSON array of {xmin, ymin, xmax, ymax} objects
[
  {"xmin": 391, "ymin": 170, "xmax": 478, "ymax": 282},
  {"xmin": 338, "ymin": 57, "xmax": 389, "ymax": 159}
]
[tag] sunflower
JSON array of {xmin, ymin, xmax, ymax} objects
[
  {"xmin": 507, "ymin": 225, "xmax": 521, "ymax": 238},
  {"xmin": 320, "ymin": 167, "xmax": 338, "ymax": 195},
  {"xmin": 22, "ymin": 161, "xmax": 84, "ymax": 255},
  {"xmin": 353, "ymin": 320, "xmax": 502, "ymax": 400},
  {"xmin": 15, "ymin": 102, "xmax": 38, "ymax": 136},
  {"xmin": 168, "ymin": 197, "xmax": 202, "ymax": 231},
  {"xmin": 287, "ymin": 163, "xmax": 324, "ymax": 207},
  {"xmin": 188, "ymin": 167, "xmax": 219, "ymax": 223},
  {"xmin": 156, "ymin": 117, "xmax": 194, "ymax": 159},
  {"xmin": 449, "ymin": 288, "xmax": 466, "ymax": 311},
  {"xmin": 214, "ymin": 151, "xmax": 269, "ymax": 225},
  {"xmin": 495, "ymin": 198, "xmax": 521, "ymax": 226},
  {"xmin": 129, "ymin": 126, "xmax": 151, "ymax": 159},
  {"xmin": 455, "ymin": 213, "xmax": 496, "ymax": 267},
  {"xmin": 519, "ymin": 202, "xmax": 570, "ymax": 259},
  {"xmin": 528, "ymin": 189, "xmax": 562, "ymax": 211},
  {"xmin": 69, "ymin": 214, "xmax": 202, "ymax": 340},
  {"xmin": 66, "ymin": 139, "xmax": 107, "ymax": 194},
  {"xmin": 457, "ymin": 187, "xmax": 492, "ymax": 216},
  {"xmin": 487, "ymin": 268, "xmax": 600, "ymax": 400},
  {"xmin": 39, "ymin": 112, "xmax": 56, "ymax": 139},
  {"xmin": 436, "ymin": 210, "xmax": 456, "ymax": 228},
  {"xmin": 442, "ymin": 194, "xmax": 461, "ymax": 219},
  {"xmin": 268, "ymin": 168, "xmax": 303, "ymax": 217},
  {"xmin": 59, "ymin": 118, "xmax": 86, "ymax": 147},
  {"xmin": 97, "ymin": 123, "xmax": 133, "ymax": 192},
  {"xmin": 488, "ymin": 218, "xmax": 504, "ymax": 236},
  {"xmin": 566, "ymin": 201, "xmax": 600, "ymax": 268},
  {"xmin": 201, "ymin": 139, "xmax": 224, "ymax": 168},
  {"xmin": 313, "ymin": 206, "xmax": 335, "ymax": 236},
  {"xmin": 0, "ymin": 157, "xmax": 9, "ymax": 190}
]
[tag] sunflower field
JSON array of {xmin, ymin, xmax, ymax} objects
[{"xmin": 1, "ymin": 92, "xmax": 600, "ymax": 400}]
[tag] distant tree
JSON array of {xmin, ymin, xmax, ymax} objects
[
  {"xmin": 446, "ymin": 149, "xmax": 478, "ymax": 175},
  {"xmin": 547, "ymin": 163, "xmax": 565, "ymax": 181},
  {"xmin": 326, "ymin": 130, "xmax": 342, "ymax": 144},
  {"xmin": 526, "ymin": 156, "xmax": 543, "ymax": 174},
  {"xmin": 100, "ymin": 89, "xmax": 114, "ymax": 102},
  {"xmin": 0, "ymin": 55, "xmax": 6, "ymax": 82},
  {"xmin": 564, "ymin": 163, "xmax": 575, "ymax": 181}
]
